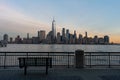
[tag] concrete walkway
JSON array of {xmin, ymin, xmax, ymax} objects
[{"xmin": 0, "ymin": 67, "xmax": 120, "ymax": 80}]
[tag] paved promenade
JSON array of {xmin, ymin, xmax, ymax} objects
[{"xmin": 0, "ymin": 67, "xmax": 120, "ymax": 80}]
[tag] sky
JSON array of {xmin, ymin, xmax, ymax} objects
[{"xmin": 0, "ymin": 0, "xmax": 120, "ymax": 43}]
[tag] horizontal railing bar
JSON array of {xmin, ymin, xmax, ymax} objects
[
  {"xmin": 85, "ymin": 52, "xmax": 120, "ymax": 53},
  {"xmin": 0, "ymin": 65, "xmax": 19, "ymax": 67},
  {"xmin": 85, "ymin": 55, "xmax": 120, "ymax": 56},
  {"xmin": 0, "ymin": 55, "xmax": 74, "ymax": 56},
  {"xmin": 1, "ymin": 55, "xmax": 120, "ymax": 56},
  {"xmin": 0, "ymin": 52, "xmax": 74, "ymax": 53},
  {"xmin": 1, "ymin": 65, "xmax": 120, "ymax": 67},
  {"xmin": 0, "ymin": 52, "xmax": 119, "ymax": 55},
  {"xmin": 0, "ymin": 65, "xmax": 74, "ymax": 68},
  {"xmin": 86, "ymin": 65, "xmax": 120, "ymax": 66},
  {"xmin": 0, "ymin": 55, "xmax": 120, "ymax": 56},
  {"xmin": 1, "ymin": 54, "xmax": 120, "ymax": 56},
  {"xmin": 0, "ymin": 52, "xmax": 119, "ymax": 53}
]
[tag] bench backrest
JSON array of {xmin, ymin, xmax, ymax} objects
[{"xmin": 18, "ymin": 57, "xmax": 52, "ymax": 68}]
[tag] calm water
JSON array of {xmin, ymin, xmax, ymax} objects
[{"xmin": 0, "ymin": 44, "xmax": 120, "ymax": 52}]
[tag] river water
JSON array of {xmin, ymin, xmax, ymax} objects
[{"xmin": 0, "ymin": 44, "xmax": 120, "ymax": 52}]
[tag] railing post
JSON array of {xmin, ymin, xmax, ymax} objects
[
  {"xmin": 68, "ymin": 52, "xmax": 69, "ymax": 68},
  {"xmin": 48, "ymin": 52, "xmax": 49, "ymax": 57},
  {"xmin": 90, "ymin": 53, "xmax": 92, "ymax": 68},
  {"xmin": 108, "ymin": 52, "xmax": 111, "ymax": 68},
  {"xmin": 4, "ymin": 52, "xmax": 6, "ymax": 69},
  {"xmin": 26, "ymin": 52, "xmax": 28, "ymax": 58}
]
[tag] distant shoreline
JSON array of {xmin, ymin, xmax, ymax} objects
[{"xmin": 7, "ymin": 43, "xmax": 120, "ymax": 45}]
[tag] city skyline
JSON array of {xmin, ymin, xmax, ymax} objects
[
  {"xmin": 0, "ymin": 0, "xmax": 120, "ymax": 43},
  {"xmin": 2, "ymin": 19, "xmax": 110, "ymax": 45}
]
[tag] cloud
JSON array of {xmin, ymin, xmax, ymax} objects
[{"xmin": 0, "ymin": 4, "xmax": 51, "ymax": 38}]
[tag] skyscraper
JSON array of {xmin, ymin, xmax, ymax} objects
[
  {"xmin": 66, "ymin": 29, "xmax": 70, "ymax": 43},
  {"xmin": 62, "ymin": 28, "xmax": 66, "ymax": 43},
  {"xmin": 84, "ymin": 31, "xmax": 88, "ymax": 44},
  {"xmin": 85, "ymin": 32, "xmax": 88, "ymax": 38},
  {"xmin": 62, "ymin": 28, "xmax": 65, "ymax": 37},
  {"xmin": 38, "ymin": 30, "xmax": 46, "ymax": 43},
  {"xmin": 73, "ymin": 30, "xmax": 77, "ymax": 43},
  {"xmin": 39, "ymin": 30, "xmax": 46, "ymax": 42},
  {"xmin": 104, "ymin": 35, "xmax": 109, "ymax": 44},
  {"xmin": 94, "ymin": 35, "xmax": 98, "ymax": 44},
  {"xmin": 57, "ymin": 32, "xmax": 61, "ymax": 44},
  {"xmin": 78, "ymin": 34, "xmax": 83, "ymax": 44},
  {"xmin": 27, "ymin": 33, "xmax": 29, "ymax": 39},
  {"xmin": 52, "ymin": 18, "xmax": 56, "ymax": 40},
  {"xmin": 74, "ymin": 30, "xmax": 76, "ymax": 37},
  {"xmin": 3, "ymin": 34, "xmax": 8, "ymax": 42}
]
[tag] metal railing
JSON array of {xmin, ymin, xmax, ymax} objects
[
  {"xmin": 0, "ymin": 52, "xmax": 74, "ymax": 68},
  {"xmin": 0, "ymin": 52, "xmax": 120, "ymax": 68},
  {"xmin": 85, "ymin": 52, "xmax": 120, "ymax": 68}
]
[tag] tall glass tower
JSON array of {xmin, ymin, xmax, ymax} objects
[{"xmin": 52, "ymin": 19, "xmax": 56, "ymax": 39}]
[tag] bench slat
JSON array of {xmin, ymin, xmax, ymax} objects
[{"xmin": 18, "ymin": 57, "xmax": 52, "ymax": 67}]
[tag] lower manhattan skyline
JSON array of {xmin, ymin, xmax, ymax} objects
[
  {"xmin": 0, "ymin": 0, "xmax": 120, "ymax": 43},
  {"xmin": 0, "ymin": 19, "xmax": 110, "ymax": 44}
]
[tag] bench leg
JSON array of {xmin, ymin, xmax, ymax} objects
[
  {"xmin": 46, "ymin": 65, "xmax": 48, "ymax": 75},
  {"xmin": 24, "ymin": 66, "xmax": 27, "ymax": 75},
  {"xmin": 50, "ymin": 59, "xmax": 52, "ymax": 68},
  {"xmin": 46, "ymin": 59, "xmax": 48, "ymax": 75}
]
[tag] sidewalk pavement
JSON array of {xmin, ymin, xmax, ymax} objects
[{"xmin": 0, "ymin": 67, "xmax": 120, "ymax": 80}]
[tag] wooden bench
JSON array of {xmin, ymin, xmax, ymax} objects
[{"xmin": 18, "ymin": 57, "xmax": 52, "ymax": 75}]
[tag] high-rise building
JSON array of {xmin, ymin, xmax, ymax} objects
[
  {"xmin": 40, "ymin": 30, "xmax": 46, "ymax": 42},
  {"xmin": 62, "ymin": 28, "xmax": 66, "ymax": 43},
  {"xmin": 15, "ymin": 35, "xmax": 22, "ymax": 44},
  {"xmin": 85, "ymin": 32, "xmax": 88, "ymax": 38},
  {"xmin": 94, "ymin": 35, "xmax": 98, "ymax": 44},
  {"xmin": 104, "ymin": 35, "xmax": 109, "ymax": 44},
  {"xmin": 73, "ymin": 30, "xmax": 77, "ymax": 44},
  {"xmin": 46, "ymin": 31, "xmax": 53, "ymax": 44},
  {"xmin": 3, "ymin": 34, "xmax": 8, "ymax": 42},
  {"xmin": 38, "ymin": 31, "xmax": 40, "ymax": 40},
  {"xmin": 69, "ymin": 34, "xmax": 73, "ymax": 44},
  {"xmin": 78, "ymin": 34, "xmax": 83, "ymax": 44},
  {"xmin": 10, "ymin": 37, "xmax": 13, "ymax": 43},
  {"xmin": 38, "ymin": 30, "xmax": 46, "ymax": 43},
  {"xmin": 57, "ymin": 32, "xmax": 61, "ymax": 44},
  {"xmin": 74, "ymin": 30, "xmax": 77, "ymax": 38},
  {"xmin": 27, "ymin": 33, "xmax": 29, "ymax": 39},
  {"xmin": 79, "ymin": 34, "xmax": 83, "ymax": 39},
  {"xmin": 84, "ymin": 32, "xmax": 88, "ymax": 44},
  {"xmin": 52, "ymin": 19, "xmax": 56, "ymax": 39},
  {"xmin": 66, "ymin": 29, "xmax": 70, "ymax": 44},
  {"xmin": 62, "ymin": 28, "xmax": 65, "ymax": 37}
]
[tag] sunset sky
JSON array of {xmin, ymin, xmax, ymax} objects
[{"xmin": 0, "ymin": 0, "xmax": 120, "ymax": 43}]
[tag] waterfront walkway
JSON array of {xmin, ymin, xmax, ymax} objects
[{"xmin": 0, "ymin": 67, "xmax": 120, "ymax": 80}]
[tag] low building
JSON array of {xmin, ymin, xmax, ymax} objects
[{"xmin": 98, "ymin": 38, "xmax": 104, "ymax": 44}]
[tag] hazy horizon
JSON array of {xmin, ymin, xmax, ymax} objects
[{"xmin": 0, "ymin": 0, "xmax": 120, "ymax": 43}]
